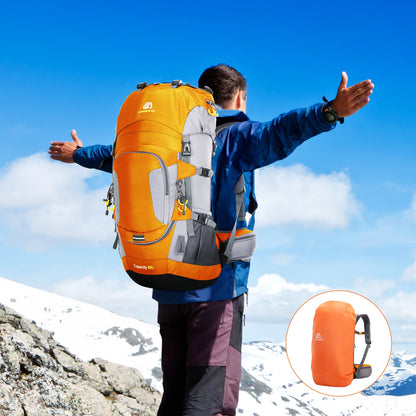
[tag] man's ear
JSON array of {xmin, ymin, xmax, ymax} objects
[
  {"xmin": 224, "ymin": 89, "xmax": 247, "ymax": 111},
  {"xmin": 235, "ymin": 89, "xmax": 247, "ymax": 112}
]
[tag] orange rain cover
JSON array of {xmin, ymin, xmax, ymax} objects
[{"xmin": 311, "ymin": 301, "xmax": 356, "ymax": 387}]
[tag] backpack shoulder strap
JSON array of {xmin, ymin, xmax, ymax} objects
[
  {"xmin": 216, "ymin": 120, "xmax": 257, "ymax": 264},
  {"xmin": 222, "ymin": 175, "xmax": 246, "ymax": 263},
  {"xmin": 216, "ymin": 121, "xmax": 241, "ymax": 136},
  {"xmin": 354, "ymin": 314, "xmax": 371, "ymax": 378}
]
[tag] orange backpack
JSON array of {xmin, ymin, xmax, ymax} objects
[
  {"xmin": 311, "ymin": 300, "xmax": 372, "ymax": 387},
  {"xmin": 105, "ymin": 81, "xmax": 222, "ymax": 290}
]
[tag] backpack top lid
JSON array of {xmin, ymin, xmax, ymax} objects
[{"xmin": 116, "ymin": 82, "xmax": 215, "ymax": 139}]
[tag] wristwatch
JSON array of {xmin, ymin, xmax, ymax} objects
[{"xmin": 322, "ymin": 96, "xmax": 344, "ymax": 124}]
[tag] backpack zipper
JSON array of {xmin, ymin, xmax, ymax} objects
[{"xmin": 115, "ymin": 150, "xmax": 172, "ymax": 244}]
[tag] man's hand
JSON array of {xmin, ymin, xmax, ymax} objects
[
  {"xmin": 331, "ymin": 72, "xmax": 374, "ymax": 118},
  {"xmin": 49, "ymin": 129, "xmax": 83, "ymax": 163}
]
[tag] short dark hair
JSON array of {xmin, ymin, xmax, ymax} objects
[{"xmin": 198, "ymin": 64, "xmax": 247, "ymax": 108}]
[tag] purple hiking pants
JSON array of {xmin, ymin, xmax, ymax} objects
[{"xmin": 157, "ymin": 295, "xmax": 245, "ymax": 416}]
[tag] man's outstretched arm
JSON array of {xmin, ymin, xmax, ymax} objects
[
  {"xmin": 49, "ymin": 129, "xmax": 113, "ymax": 172},
  {"xmin": 233, "ymin": 72, "xmax": 374, "ymax": 171},
  {"xmin": 49, "ymin": 129, "xmax": 84, "ymax": 163}
]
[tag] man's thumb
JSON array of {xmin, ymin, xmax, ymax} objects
[
  {"xmin": 338, "ymin": 71, "xmax": 348, "ymax": 91},
  {"xmin": 71, "ymin": 129, "xmax": 83, "ymax": 147}
]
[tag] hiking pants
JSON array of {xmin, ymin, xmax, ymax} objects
[{"xmin": 157, "ymin": 295, "xmax": 244, "ymax": 416}]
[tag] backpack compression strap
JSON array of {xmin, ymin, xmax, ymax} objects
[{"xmin": 354, "ymin": 314, "xmax": 372, "ymax": 378}]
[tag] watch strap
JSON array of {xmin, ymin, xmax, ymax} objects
[{"xmin": 322, "ymin": 96, "xmax": 344, "ymax": 124}]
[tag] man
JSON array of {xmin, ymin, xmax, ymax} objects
[{"xmin": 49, "ymin": 64, "xmax": 373, "ymax": 415}]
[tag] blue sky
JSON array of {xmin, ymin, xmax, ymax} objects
[{"xmin": 1, "ymin": 0, "xmax": 416, "ymax": 352}]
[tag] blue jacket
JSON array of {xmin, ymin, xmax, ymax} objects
[{"xmin": 73, "ymin": 104, "xmax": 335, "ymax": 304}]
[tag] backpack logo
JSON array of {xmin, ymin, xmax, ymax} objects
[
  {"xmin": 315, "ymin": 333, "xmax": 323, "ymax": 341},
  {"xmin": 138, "ymin": 101, "xmax": 155, "ymax": 114}
]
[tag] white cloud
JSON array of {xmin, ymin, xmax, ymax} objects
[
  {"xmin": 49, "ymin": 276, "xmax": 157, "ymax": 324},
  {"xmin": 271, "ymin": 252, "xmax": 296, "ymax": 266},
  {"xmin": 350, "ymin": 277, "xmax": 416, "ymax": 347},
  {"xmin": 401, "ymin": 261, "xmax": 416, "ymax": 282},
  {"xmin": 255, "ymin": 164, "xmax": 361, "ymax": 229},
  {"xmin": 375, "ymin": 291, "xmax": 416, "ymax": 347},
  {"xmin": 411, "ymin": 194, "xmax": 416, "ymax": 219},
  {"xmin": 247, "ymin": 273, "xmax": 328, "ymax": 324},
  {"xmin": 352, "ymin": 277, "xmax": 398, "ymax": 299},
  {"xmin": 381, "ymin": 291, "xmax": 416, "ymax": 322},
  {"xmin": 246, "ymin": 274, "xmax": 416, "ymax": 350},
  {"xmin": 0, "ymin": 153, "xmax": 113, "ymax": 249},
  {"xmin": 50, "ymin": 273, "xmax": 328, "ymax": 332},
  {"xmin": 49, "ymin": 273, "xmax": 416, "ymax": 350}
]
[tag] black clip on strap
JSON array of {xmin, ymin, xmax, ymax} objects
[
  {"xmin": 171, "ymin": 80, "xmax": 182, "ymax": 88},
  {"xmin": 355, "ymin": 314, "xmax": 371, "ymax": 377}
]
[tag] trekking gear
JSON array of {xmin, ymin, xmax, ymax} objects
[
  {"xmin": 214, "ymin": 122, "xmax": 257, "ymax": 266},
  {"xmin": 311, "ymin": 300, "xmax": 372, "ymax": 387},
  {"xmin": 104, "ymin": 81, "xmax": 256, "ymax": 291},
  {"xmin": 104, "ymin": 81, "xmax": 222, "ymax": 290},
  {"xmin": 215, "ymin": 147, "xmax": 256, "ymax": 266}
]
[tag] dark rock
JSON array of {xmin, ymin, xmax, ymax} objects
[{"xmin": 0, "ymin": 303, "xmax": 161, "ymax": 415}]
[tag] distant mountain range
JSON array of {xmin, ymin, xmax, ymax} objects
[{"xmin": 0, "ymin": 277, "xmax": 415, "ymax": 415}]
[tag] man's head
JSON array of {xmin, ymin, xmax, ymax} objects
[{"xmin": 198, "ymin": 64, "xmax": 247, "ymax": 112}]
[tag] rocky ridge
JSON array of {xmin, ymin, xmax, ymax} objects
[{"xmin": 0, "ymin": 303, "xmax": 161, "ymax": 416}]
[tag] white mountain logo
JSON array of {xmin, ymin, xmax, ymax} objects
[{"xmin": 138, "ymin": 101, "xmax": 156, "ymax": 114}]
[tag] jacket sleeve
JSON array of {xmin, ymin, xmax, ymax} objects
[
  {"xmin": 226, "ymin": 103, "xmax": 336, "ymax": 171},
  {"xmin": 73, "ymin": 144, "xmax": 113, "ymax": 173}
]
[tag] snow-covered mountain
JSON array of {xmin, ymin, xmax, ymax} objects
[
  {"xmin": 1, "ymin": 277, "xmax": 415, "ymax": 415},
  {"xmin": 365, "ymin": 350, "xmax": 416, "ymax": 397}
]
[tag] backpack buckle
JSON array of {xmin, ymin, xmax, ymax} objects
[
  {"xmin": 171, "ymin": 80, "xmax": 182, "ymax": 88},
  {"xmin": 196, "ymin": 213, "xmax": 209, "ymax": 225},
  {"xmin": 136, "ymin": 82, "xmax": 147, "ymax": 90},
  {"xmin": 182, "ymin": 142, "xmax": 191, "ymax": 156}
]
